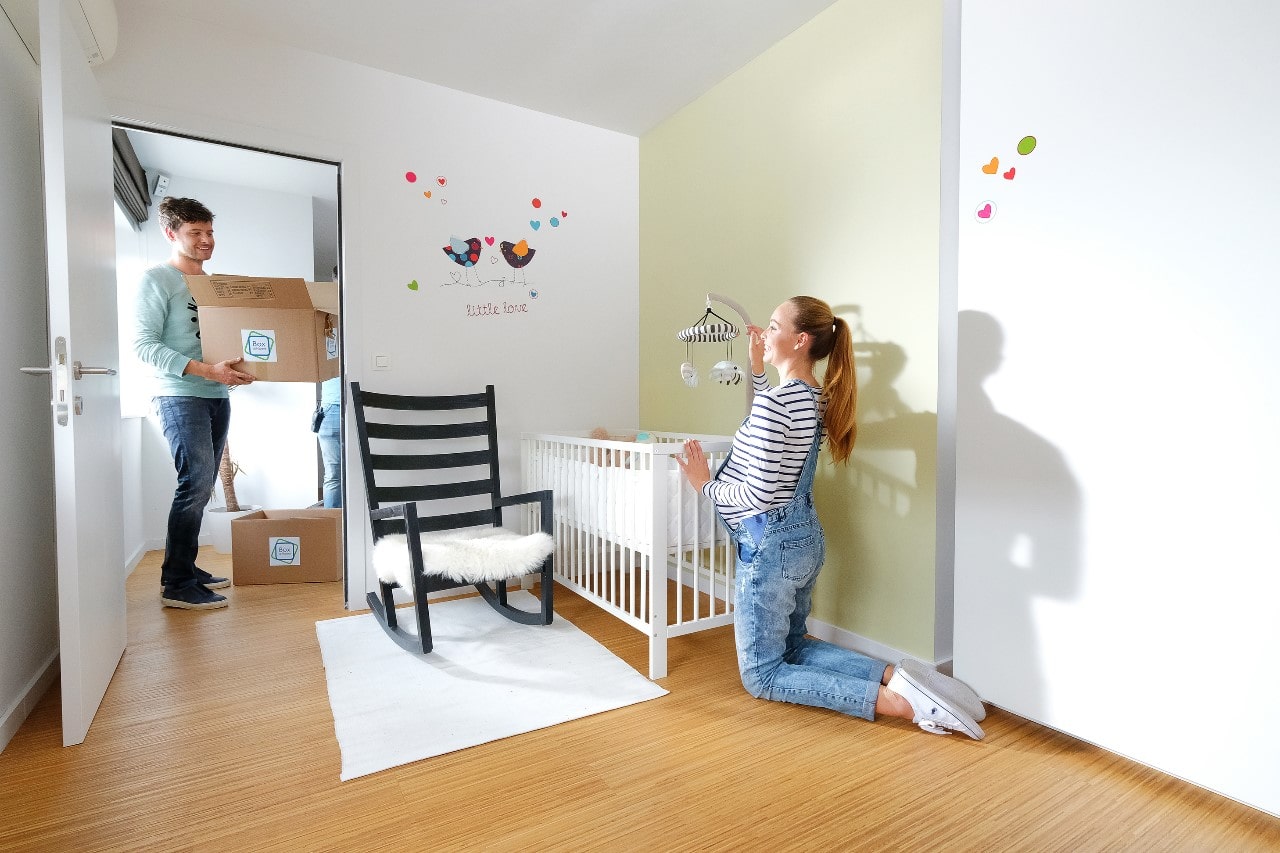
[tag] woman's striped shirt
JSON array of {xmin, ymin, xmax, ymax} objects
[{"xmin": 702, "ymin": 374, "xmax": 822, "ymax": 527}]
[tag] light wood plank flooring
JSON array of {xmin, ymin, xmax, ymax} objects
[{"xmin": 1, "ymin": 548, "xmax": 1277, "ymax": 852}]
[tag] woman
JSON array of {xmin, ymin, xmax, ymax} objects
[{"xmin": 676, "ymin": 296, "xmax": 986, "ymax": 739}]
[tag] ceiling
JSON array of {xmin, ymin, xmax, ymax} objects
[
  {"xmin": 119, "ymin": 0, "xmax": 839, "ymax": 203},
  {"xmin": 126, "ymin": 0, "xmax": 840, "ymax": 136},
  {"xmin": 123, "ymin": 126, "xmax": 340, "ymax": 201}
]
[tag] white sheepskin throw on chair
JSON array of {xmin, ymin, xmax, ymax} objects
[{"xmin": 372, "ymin": 528, "xmax": 554, "ymax": 591}]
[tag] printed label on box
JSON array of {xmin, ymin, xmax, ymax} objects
[
  {"xmin": 242, "ymin": 329, "xmax": 278, "ymax": 362},
  {"xmin": 269, "ymin": 536, "xmax": 301, "ymax": 566},
  {"xmin": 326, "ymin": 329, "xmax": 338, "ymax": 360}
]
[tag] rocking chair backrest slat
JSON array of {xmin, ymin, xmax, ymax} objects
[
  {"xmin": 370, "ymin": 506, "xmax": 502, "ymax": 540},
  {"xmin": 349, "ymin": 382, "xmax": 504, "ymax": 540},
  {"xmin": 357, "ymin": 389, "xmax": 489, "ymax": 411},
  {"xmin": 369, "ymin": 450, "xmax": 491, "ymax": 471},
  {"xmin": 375, "ymin": 479, "xmax": 494, "ymax": 504},
  {"xmin": 364, "ymin": 421, "xmax": 489, "ymax": 441}
]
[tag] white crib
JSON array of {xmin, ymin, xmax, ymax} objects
[{"xmin": 521, "ymin": 430, "xmax": 736, "ymax": 679}]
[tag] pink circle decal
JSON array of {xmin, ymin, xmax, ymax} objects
[{"xmin": 405, "ymin": 171, "xmax": 417, "ymax": 183}]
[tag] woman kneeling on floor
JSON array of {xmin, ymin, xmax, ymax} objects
[{"xmin": 676, "ymin": 295, "xmax": 985, "ymax": 739}]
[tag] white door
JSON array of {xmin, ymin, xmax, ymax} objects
[{"xmin": 35, "ymin": 0, "xmax": 126, "ymax": 747}]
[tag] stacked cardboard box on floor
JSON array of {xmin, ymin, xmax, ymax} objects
[{"xmin": 231, "ymin": 509, "xmax": 342, "ymax": 585}]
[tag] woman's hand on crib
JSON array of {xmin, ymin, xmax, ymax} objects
[{"xmin": 675, "ymin": 439, "xmax": 711, "ymax": 492}]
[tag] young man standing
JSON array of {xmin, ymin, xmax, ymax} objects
[{"xmin": 133, "ymin": 197, "xmax": 256, "ymax": 610}]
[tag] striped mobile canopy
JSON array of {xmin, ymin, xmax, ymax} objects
[{"xmin": 676, "ymin": 307, "xmax": 739, "ymax": 343}]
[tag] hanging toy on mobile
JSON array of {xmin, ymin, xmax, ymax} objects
[{"xmin": 675, "ymin": 293, "xmax": 755, "ymax": 414}]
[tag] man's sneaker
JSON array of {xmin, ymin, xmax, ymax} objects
[
  {"xmin": 159, "ymin": 568, "xmax": 231, "ymax": 590},
  {"xmin": 896, "ymin": 658, "xmax": 986, "ymax": 721},
  {"xmin": 887, "ymin": 662, "xmax": 984, "ymax": 740},
  {"xmin": 196, "ymin": 568, "xmax": 231, "ymax": 590},
  {"xmin": 161, "ymin": 585, "xmax": 229, "ymax": 610}
]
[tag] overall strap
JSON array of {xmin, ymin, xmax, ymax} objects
[{"xmin": 792, "ymin": 385, "xmax": 824, "ymax": 498}]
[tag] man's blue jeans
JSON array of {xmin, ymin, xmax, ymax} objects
[
  {"xmin": 731, "ymin": 494, "xmax": 887, "ymax": 720},
  {"xmin": 317, "ymin": 402, "xmax": 342, "ymax": 508},
  {"xmin": 154, "ymin": 396, "xmax": 231, "ymax": 590}
]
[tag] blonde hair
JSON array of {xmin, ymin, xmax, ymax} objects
[{"xmin": 788, "ymin": 296, "xmax": 856, "ymax": 464}]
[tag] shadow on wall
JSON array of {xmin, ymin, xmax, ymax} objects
[
  {"xmin": 812, "ymin": 305, "xmax": 938, "ymax": 653},
  {"xmin": 955, "ymin": 310, "xmax": 1082, "ymax": 719}
]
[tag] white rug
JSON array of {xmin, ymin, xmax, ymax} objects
[{"xmin": 315, "ymin": 591, "xmax": 667, "ymax": 781}]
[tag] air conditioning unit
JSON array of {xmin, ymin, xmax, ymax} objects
[{"xmin": 1, "ymin": 0, "xmax": 119, "ymax": 66}]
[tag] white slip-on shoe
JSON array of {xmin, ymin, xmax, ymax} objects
[
  {"xmin": 887, "ymin": 665, "xmax": 985, "ymax": 740},
  {"xmin": 896, "ymin": 658, "xmax": 986, "ymax": 722}
]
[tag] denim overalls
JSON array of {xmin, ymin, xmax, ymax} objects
[{"xmin": 721, "ymin": 388, "xmax": 887, "ymax": 720}]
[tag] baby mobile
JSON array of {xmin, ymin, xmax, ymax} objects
[{"xmin": 675, "ymin": 292, "xmax": 755, "ymax": 414}]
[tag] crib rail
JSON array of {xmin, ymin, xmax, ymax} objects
[{"xmin": 522, "ymin": 430, "xmax": 736, "ymax": 678}]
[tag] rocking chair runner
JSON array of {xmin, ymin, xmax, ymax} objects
[{"xmin": 349, "ymin": 382, "xmax": 555, "ymax": 654}]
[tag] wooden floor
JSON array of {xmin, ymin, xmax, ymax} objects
[{"xmin": 2, "ymin": 550, "xmax": 1278, "ymax": 852}]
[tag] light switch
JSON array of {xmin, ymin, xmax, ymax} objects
[{"xmin": 373, "ymin": 354, "xmax": 391, "ymax": 371}]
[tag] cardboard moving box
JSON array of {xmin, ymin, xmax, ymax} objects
[
  {"xmin": 186, "ymin": 275, "xmax": 339, "ymax": 383},
  {"xmin": 231, "ymin": 508, "xmax": 342, "ymax": 585}
]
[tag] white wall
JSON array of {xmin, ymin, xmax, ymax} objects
[
  {"xmin": 953, "ymin": 0, "xmax": 1280, "ymax": 817},
  {"xmin": 0, "ymin": 20, "xmax": 59, "ymax": 752},
  {"xmin": 96, "ymin": 6, "xmax": 640, "ymax": 608}
]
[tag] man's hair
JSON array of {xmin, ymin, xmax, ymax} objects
[{"xmin": 157, "ymin": 196, "xmax": 214, "ymax": 232}]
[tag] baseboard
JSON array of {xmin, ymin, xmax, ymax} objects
[
  {"xmin": 0, "ymin": 651, "xmax": 59, "ymax": 755},
  {"xmin": 804, "ymin": 616, "xmax": 952, "ymax": 672},
  {"xmin": 125, "ymin": 542, "xmax": 148, "ymax": 577}
]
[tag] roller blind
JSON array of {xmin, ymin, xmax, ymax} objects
[{"xmin": 112, "ymin": 127, "xmax": 149, "ymax": 229}]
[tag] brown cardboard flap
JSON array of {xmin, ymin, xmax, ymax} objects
[
  {"xmin": 186, "ymin": 274, "xmax": 314, "ymax": 308},
  {"xmin": 306, "ymin": 281, "xmax": 340, "ymax": 315}
]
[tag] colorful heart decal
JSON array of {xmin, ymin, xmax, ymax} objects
[
  {"xmin": 407, "ymin": 280, "xmax": 419, "ymax": 291},
  {"xmin": 424, "ymin": 190, "xmax": 432, "ymax": 198},
  {"xmin": 530, "ymin": 220, "xmax": 541, "ymax": 230},
  {"xmin": 436, "ymin": 176, "xmax": 447, "ymax": 186},
  {"xmin": 1003, "ymin": 167, "xmax": 1016, "ymax": 180},
  {"xmin": 561, "ymin": 211, "xmax": 568, "ymax": 218},
  {"xmin": 484, "ymin": 236, "xmax": 495, "ymax": 245},
  {"xmin": 982, "ymin": 157, "xmax": 999, "ymax": 175},
  {"xmin": 975, "ymin": 201, "xmax": 995, "ymax": 222}
]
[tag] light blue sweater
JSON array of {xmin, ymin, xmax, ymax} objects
[{"xmin": 132, "ymin": 264, "xmax": 228, "ymax": 398}]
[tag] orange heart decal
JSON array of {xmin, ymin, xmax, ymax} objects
[
  {"xmin": 424, "ymin": 190, "xmax": 432, "ymax": 198},
  {"xmin": 981, "ymin": 157, "xmax": 999, "ymax": 175}
]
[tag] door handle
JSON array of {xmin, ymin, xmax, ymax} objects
[
  {"xmin": 73, "ymin": 362, "xmax": 117, "ymax": 379},
  {"xmin": 18, "ymin": 339, "xmax": 113, "ymax": 426}
]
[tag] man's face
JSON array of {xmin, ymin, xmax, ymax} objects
[{"xmin": 167, "ymin": 220, "xmax": 214, "ymax": 263}]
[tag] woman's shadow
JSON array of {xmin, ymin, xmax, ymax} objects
[{"xmin": 953, "ymin": 310, "xmax": 1082, "ymax": 720}]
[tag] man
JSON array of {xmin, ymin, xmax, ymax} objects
[{"xmin": 134, "ymin": 196, "xmax": 256, "ymax": 610}]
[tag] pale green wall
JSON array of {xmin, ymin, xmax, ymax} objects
[{"xmin": 639, "ymin": 0, "xmax": 943, "ymax": 658}]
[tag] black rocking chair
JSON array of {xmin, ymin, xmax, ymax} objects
[{"xmin": 349, "ymin": 382, "xmax": 555, "ymax": 654}]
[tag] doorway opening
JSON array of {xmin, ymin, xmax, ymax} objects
[{"xmin": 112, "ymin": 124, "xmax": 346, "ymax": 596}]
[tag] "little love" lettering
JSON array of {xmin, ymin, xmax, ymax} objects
[{"xmin": 466, "ymin": 302, "xmax": 529, "ymax": 317}]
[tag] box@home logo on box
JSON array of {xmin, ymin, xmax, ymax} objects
[
  {"xmin": 242, "ymin": 329, "xmax": 277, "ymax": 362},
  {"xmin": 269, "ymin": 536, "xmax": 301, "ymax": 566}
]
